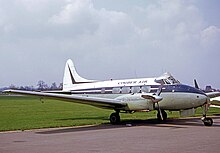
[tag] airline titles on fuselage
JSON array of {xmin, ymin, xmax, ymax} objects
[{"xmin": 118, "ymin": 80, "xmax": 148, "ymax": 85}]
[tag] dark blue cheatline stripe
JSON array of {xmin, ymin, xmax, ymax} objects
[
  {"xmin": 71, "ymin": 87, "xmax": 113, "ymax": 92},
  {"xmin": 70, "ymin": 84, "xmax": 206, "ymax": 96}
]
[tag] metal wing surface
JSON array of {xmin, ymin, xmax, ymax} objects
[
  {"xmin": 206, "ymin": 92, "xmax": 220, "ymax": 98},
  {"xmin": 205, "ymin": 92, "xmax": 220, "ymax": 107},
  {"xmin": 3, "ymin": 90, "xmax": 127, "ymax": 109},
  {"xmin": 210, "ymin": 96, "xmax": 220, "ymax": 106}
]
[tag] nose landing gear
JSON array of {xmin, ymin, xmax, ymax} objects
[
  {"xmin": 201, "ymin": 103, "xmax": 213, "ymax": 126},
  {"xmin": 201, "ymin": 117, "xmax": 213, "ymax": 126}
]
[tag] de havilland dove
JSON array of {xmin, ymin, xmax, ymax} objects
[{"xmin": 4, "ymin": 59, "xmax": 220, "ymax": 126}]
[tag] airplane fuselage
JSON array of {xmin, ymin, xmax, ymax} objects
[{"xmin": 64, "ymin": 77, "xmax": 207, "ymax": 111}]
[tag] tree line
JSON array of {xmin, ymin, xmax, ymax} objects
[{"xmin": 6, "ymin": 80, "xmax": 63, "ymax": 91}]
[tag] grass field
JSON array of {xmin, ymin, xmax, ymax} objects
[{"xmin": 0, "ymin": 95, "xmax": 220, "ymax": 131}]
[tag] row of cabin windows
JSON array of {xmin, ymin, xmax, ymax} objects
[{"xmin": 111, "ymin": 86, "xmax": 151, "ymax": 94}]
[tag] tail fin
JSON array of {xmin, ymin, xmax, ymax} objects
[{"xmin": 63, "ymin": 59, "xmax": 94, "ymax": 90}]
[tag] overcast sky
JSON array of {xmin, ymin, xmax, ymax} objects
[{"xmin": 0, "ymin": 0, "xmax": 220, "ymax": 88}]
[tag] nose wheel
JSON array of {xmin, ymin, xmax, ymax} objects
[
  {"xmin": 202, "ymin": 117, "xmax": 213, "ymax": 126},
  {"xmin": 201, "ymin": 103, "xmax": 213, "ymax": 126}
]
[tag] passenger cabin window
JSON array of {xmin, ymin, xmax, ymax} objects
[
  {"xmin": 101, "ymin": 88, "xmax": 105, "ymax": 94},
  {"xmin": 121, "ymin": 87, "xmax": 131, "ymax": 94},
  {"xmin": 131, "ymin": 86, "xmax": 141, "ymax": 93},
  {"xmin": 112, "ymin": 87, "xmax": 121, "ymax": 94},
  {"xmin": 141, "ymin": 86, "xmax": 150, "ymax": 93}
]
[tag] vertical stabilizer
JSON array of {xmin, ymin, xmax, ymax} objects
[{"xmin": 63, "ymin": 59, "xmax": 94, "ymax": 90}]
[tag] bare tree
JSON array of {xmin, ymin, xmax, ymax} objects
[
  {"xmin": 9, "ymin": 84, "xmax": 17, "ymax": 89},
  {"xmin": 58, "ymin": 83, "xmax": 63, "ymax": 90},
  {"xmin": 37, "ymin": 80, "xmax": 48, "ymax": 90},
  {"xmin": 50, "ymin": 82, "xmax": 57, "ymax": 90}
]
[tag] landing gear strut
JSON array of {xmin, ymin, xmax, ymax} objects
[
  {"xmin": 110, "ymin": 112, "xmax": 120, "ymax": 124},
  {"xmin": 157, "ymin": 110, "xmax": 167, "ymax": 121},
  {"xmin": 201, "ymin": 103, "xmax": 213, "ymax": 126}
]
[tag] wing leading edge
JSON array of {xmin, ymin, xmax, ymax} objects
[
  {"xmin": 206, "ymin": 92, "xmax": 220, "ymax": 107},
  {"xmin": 206, "ymin": 92, "xmax": 220, "ymax": 98},
  {"xmin": 3, "ymin": 90, "xmax": 127, "ymax": 109}
]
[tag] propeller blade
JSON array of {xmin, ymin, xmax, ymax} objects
[
  {"xmin": 157, "ymin": 102, "xmax": 163, "ymax": 120},
  {"xmin": 154, "ymin": 85, "xmax": 164, "ymax": 120},
  {"xmin": 157, "ymin": 85, "xmax": 163, "ymax": 120},
  {"xmin": 154, "ymin": 84, "xmax": 163, "ymax": 96},
  {"xmin": 194, "ymin": 79, "xmax": 199, "ymax": 89}
]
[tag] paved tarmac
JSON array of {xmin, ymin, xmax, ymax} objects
[{"xmin": 1, "ymin": 116, "xmax": 220, "ymax": 153}]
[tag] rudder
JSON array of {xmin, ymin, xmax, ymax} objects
[{"xmin": 63, "ymin": 59, "xmax": 94, "ymax": 90}]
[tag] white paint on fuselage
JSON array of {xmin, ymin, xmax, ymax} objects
[
  {"xmin": 157, "ymin": 93, "xmax": 206, "ymax": 110},
  {"xmin": 63, "ymin": 77, "xmax": 158, "ymax": 91},
  {"xmin": 64, "ymin": 73, "xmax": 207, "ymax": 112},
  {"xmin": 78, "ymin": 92, "xmax": 207, "ymax": 111}
]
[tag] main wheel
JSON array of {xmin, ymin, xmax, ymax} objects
[
  {"xmin": 110, "ymin": 113, "xmax": 120, "ymax": 124},
  {"xmin": 157, "ymin": 110, "xmax": 167, "ymax": 121},
  {"xmin": 203, "ymin": 118, "xmax": 213, "ymax": 126}
]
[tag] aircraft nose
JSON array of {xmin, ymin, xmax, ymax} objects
[{"xmin": 196, "ymin": 94, "xmax": 208, "ymax": 106}]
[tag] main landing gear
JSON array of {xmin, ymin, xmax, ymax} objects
[
  {"xmin": 110, "ymin": 112, "xmax": 120, "ymax": 124},
  {"xmin": 110, "ymin": 110, "xmax": 168, "ymax": 124},
  {"xmin": 201, "ymin": 103, "xmax": 213, "ymax": 126},
  {"xmin": 157, "ymin": 110, "xmax": 167, "ymax": 121}
]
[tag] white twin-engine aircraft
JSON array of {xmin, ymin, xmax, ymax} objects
[{"xmin": 4, "ymin": 59, "xmax": 220, "ymax": 126}]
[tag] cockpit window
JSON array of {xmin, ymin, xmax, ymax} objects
[
  {"xmin": 163, "ymin": 77, "xmax": 180, "ymax": 84},
  {"xmin": 168, "ymin": 76, "xmax": 180, "ymax": 84},
  {"xmin": 159, "ymin": 73, "xmax": 180, "ymax": 85},
  {"xmin": 164, "ymin": 79, "xmax": 171, "ymax": 84}
]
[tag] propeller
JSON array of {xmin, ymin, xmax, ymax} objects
[
  {"xmin": 141, "ymin": 84, "xmax": 164, "ymax": 120},
  {"xmin": 154, "ymin": 85, "xmax": 163, "ymax": 120}
]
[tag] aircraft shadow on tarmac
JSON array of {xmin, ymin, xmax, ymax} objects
[
  {"xmin": 36, "ymin": 115, "xmax": 220, "ymax": 135},
  {"xmin": 57, "ymin": 116, "xmax": 108, "ymax": 121}
]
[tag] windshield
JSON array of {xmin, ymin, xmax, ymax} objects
[
  {"xmin": 156, "ymin": 72, "xmax": 180, "ymax": 85},
  {"xmin": 164, "ymin": 75, "xmax": 180, "ymax": 84}
]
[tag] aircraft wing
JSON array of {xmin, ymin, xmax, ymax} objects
[
  {"xmin": 3, "ymin": 90, "xmax": 127, "ymax": 109},
  {"xmin": 206, "ymin": 92, "xmax": 220, "ymax": 98},
  {"xmin": 205, "ymin": 92, "xmax": 220, "ymax": 107},
  {"xmin": 210, "ymin": 96, "xmax": 220, "ymax": 107}
]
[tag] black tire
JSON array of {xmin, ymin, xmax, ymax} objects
[
  {"xmin": 203, "ymin": 118, "xmax": 213, "ymax": 126},
  {"xmin": 157, "ymin": 110, "xmax": 167, "ymax": 121},
  {"xmin": 110, "ymin": 113, "xmax": 120, "ymax": 124}
]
